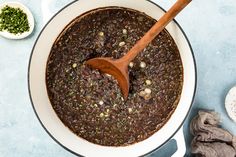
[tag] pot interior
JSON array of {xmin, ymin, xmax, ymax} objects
[{"xmin": 29, "ymin": 0, "xmax": 196, "ymax": 157}]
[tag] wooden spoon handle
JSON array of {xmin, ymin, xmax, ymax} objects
[{"xmin": 120, "ymin": 0, "xmax": 192, "ymax": 64}]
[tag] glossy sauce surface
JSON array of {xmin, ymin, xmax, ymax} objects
[{"xmin": 46, "ymin": 7, "xmax": 183, "ymax": 146}]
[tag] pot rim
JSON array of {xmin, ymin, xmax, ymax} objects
[{"xmin": 28, "ymin": 0, "xmax": 197, "ymax": 156}]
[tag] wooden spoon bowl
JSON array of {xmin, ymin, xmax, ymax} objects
[{"xmin": 86, "ymin": 57, "xmax": 130, "ymax": 98}]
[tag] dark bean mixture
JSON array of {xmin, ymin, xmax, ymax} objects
[{"xmin": 46, "ymin": 7, "xmax": 183, "ymax": 146}]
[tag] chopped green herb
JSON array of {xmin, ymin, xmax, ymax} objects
[{"xmin": 0, "ymin": 5, "xmax": 30, "ymax": 34}]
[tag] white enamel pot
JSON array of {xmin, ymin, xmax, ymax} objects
[{"xmin": 28, "ymin": 0, "xmax": 197, "ymax": 156}]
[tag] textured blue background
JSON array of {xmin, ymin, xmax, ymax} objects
[{"xmin": 1, "ymin": 0, "xmax": 236, "ymax": 156}]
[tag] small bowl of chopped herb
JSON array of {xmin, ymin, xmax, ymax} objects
[{"xmin": 0, "ymin": 2, "xmax": 34, "ymax": 39}]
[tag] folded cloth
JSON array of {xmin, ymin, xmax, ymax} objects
[
  {"xmin": 192, "ymin": 138, "xmax": 236, "ymax": 157},
  {"xmin": 190, "ymin": 110, "xmax": 236, "ymax": 157}
]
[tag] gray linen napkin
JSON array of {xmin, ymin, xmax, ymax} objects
[{"xmin": 190, "ymin": 110, "xmax": 236, "ymax": 157}]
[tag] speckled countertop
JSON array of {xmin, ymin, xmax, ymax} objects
[{"xmin": 0, "ymin": 0, "xmax": 236, "ymax": 157}]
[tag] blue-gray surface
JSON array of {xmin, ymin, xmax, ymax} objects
[{"xmin": 0, "ymin": 0, "xmax": 236, "ymax": 156}]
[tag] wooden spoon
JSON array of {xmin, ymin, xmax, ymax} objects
[{"xmin": 86, "ymin": 0, "xmax": 191, "ymax": 99}]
